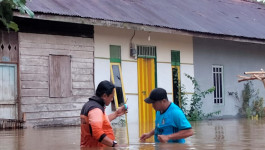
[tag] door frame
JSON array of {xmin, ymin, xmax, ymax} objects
[{"xmin": 136, "ymin": 45, "xmax": 157, "ymax": 140}]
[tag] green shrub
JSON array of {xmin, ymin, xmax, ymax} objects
[
  {"xmin": 231, "ymin": 81, "xmax": 264, "ymax": 118},
  {"xmin": 180, "ymin": 74, "xmax": 220, "ymax": 121}
]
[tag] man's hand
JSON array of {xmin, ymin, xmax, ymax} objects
[
  {"xmin": 116, "ymin": 105, "xmax": 128, "ymax": 117},
  {"xmin": 158, "ymin": 135, "xmax": 170, "ymax": 143},
  {"xmin": 108, "ymin": 105, "xmax": 128, "ymax": 122},
  {"xmin": 140, "ymin": 129, "xmax": 154, "ymax": 142},
  {"xmin": 140, "ymin": 133, "xmax": 151, "ymax": 142}
]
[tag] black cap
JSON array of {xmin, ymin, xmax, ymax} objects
[{"xmin": 144, "ymin": 88, "xmax": 168, "ymax": 104}]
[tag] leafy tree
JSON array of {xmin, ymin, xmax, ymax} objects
[{"xmin": 0, "ymin": 0, "xmax": 34, "ymax": 31}]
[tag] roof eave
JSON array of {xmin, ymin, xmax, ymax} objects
[{"xmin": 13, "ymin": 12, "xmax": 265, "ymax": 45}]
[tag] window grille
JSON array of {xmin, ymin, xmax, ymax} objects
[
  {"xmin": 137, "ymin": 45, "xmax": 156, "ymax": 58},
  {"xmin": 213, "ymin": 65, "xmax": 223, "ymax": 104}
]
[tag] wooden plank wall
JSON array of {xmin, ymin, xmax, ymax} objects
[{"xmin": 19, "ymin": 33, "xmax": 94, "ymax": 127}]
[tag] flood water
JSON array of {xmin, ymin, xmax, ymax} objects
[{"xmin": 1, "ymin": 118, "xmax": 265, "ymax": 150}]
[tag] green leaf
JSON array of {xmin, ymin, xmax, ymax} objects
[
  {"xmin": 24, "ymin": 7, "xmax": 34, "ymax": 17},
  {"xmin": 12, "ymin": 0, "xmax": 34, "ymax": 18},
  {"xmin": 7, "ymin": 21, "xmax": 19, "ymax": 31},
  {"xmin": 0, "ymin": 18, "xmax": 9, "ymax": 28}
]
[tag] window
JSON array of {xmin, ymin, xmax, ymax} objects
[
  {"xmin": 49, "ymin": 55, "xmax": 71, "ymax": 97},
  {"xmin": 110, "ymin": 63, "xmax": 126, "ymax": 107},
  {"xmin": 137, "ymin": 45, "xmax": 156, "ymax": 58},
  {"xmin": 110, "ymin": 45, "xmax": 121, "ymax": 63},
  {"xmin": 212, "ymin": 65, "xmax": 223, "ymax": 104},
  {"xmin": 110, "ymin": 45, "xmax": 126, "ymax": 109},
  {"xmin": 171, "ymin": 50, "xmax": 181, "ymax": 106}
]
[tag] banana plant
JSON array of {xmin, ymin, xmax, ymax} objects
[{"xmin": 0, "ymin": 0, "xmax": 34, "ymax": 31}]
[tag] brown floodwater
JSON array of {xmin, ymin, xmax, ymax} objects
[{"xmin": 1, "ymin": 118, "xmax": 265, "ymax": 150}]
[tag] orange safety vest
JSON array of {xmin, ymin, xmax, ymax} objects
[{"xmin": 80, "ymin": 96, "xmax": 115, "ymax": 147}]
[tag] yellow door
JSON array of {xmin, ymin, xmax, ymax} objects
[{"xmin": 138, "ymin": 58, "xmax": 156, "ymax": 142}]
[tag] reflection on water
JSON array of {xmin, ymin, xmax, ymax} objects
[{"xmin": 1, "ymin": 118, "xmax": 265, "ymax": 150}]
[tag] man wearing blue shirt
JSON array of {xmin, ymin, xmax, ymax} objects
[{"xmin": 140, "ymin": 88, "xmax": 193, "ymax": 143}]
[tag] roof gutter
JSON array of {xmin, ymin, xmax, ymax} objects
[{"xmin": 14, "ymin": 12, "xmax": 265, "ymax": 45}]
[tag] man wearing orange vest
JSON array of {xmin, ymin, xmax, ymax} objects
[{"xmin": 80, "ymin": 80, "xmax": 127, "ymax": 148}]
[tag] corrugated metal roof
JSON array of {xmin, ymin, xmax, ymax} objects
[{"xmin": 26, "ymin": 0, "xmax": 265, "ymax": 40}]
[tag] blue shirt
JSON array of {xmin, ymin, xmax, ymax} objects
[{"xmin": 154, "ymin": 102, "xmax": 191, "ymax": 143}]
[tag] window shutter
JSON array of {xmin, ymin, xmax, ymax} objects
[{"xmin": 49, "ymin": 55, "xmax": 71, "ymax": 97}]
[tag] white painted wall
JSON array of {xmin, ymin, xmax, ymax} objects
[
  {"xmin": 157, "ymin": 63, "xmax": 173, "ymax": 93},
  {"xmin": 122, "ymin": 62, "xmax": 138, "ymax": 94},
  {"xmin": 181, "ymin": 64, "xmax": 195, "ymax": 93},
  {"xmin": 94, "ymin": 59, "xmax": 111, "ymax": 89},
  {"xmin": 94, "ymin": 26, "xmax": 193, "ymax": 126}
]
